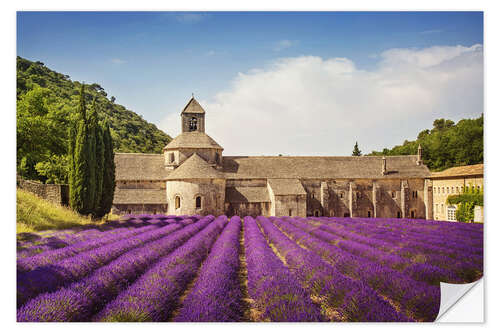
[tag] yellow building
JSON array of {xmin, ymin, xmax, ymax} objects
[{"xmin": 430, "ymin": 164, "xmax": 483, "ymax": 222}]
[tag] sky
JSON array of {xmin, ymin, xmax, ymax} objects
[{"xmin": 17, "ymin": 11, "xmax": 484, "ymax": 156}]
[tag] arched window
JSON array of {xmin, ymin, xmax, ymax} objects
[
  {"xmin": 340, "ymin": 192, "xmax": 343, "ymax": 199},
  {"xmin": 175, "ymin": 196, "xmax": 181, "ymax": 209},
  {"xmin": 367, "ymin": 211, "xmax": 371, "ymax": 218},
  {"xmin": 410, "ymin": 210, "xmax": 415, "ymax": 218},
  {"xmin": 195, "ymin": 196, "xmax": 201, "ymax": 209},
  {"xmin": 314, "ymin": 210, "xmax": 320, "ymax": 217},
  {"xmin": 189, "ymin": 117, "xmax": 197, "ymax": 131},
  {"xmin": 397, "ymin": 211, "xmax": 401, "ymax": 218}
]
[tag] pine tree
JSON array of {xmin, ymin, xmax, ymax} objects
[
  {"xmin": 352, "ymin": 141, "xmax": 362, "ymax": 156},
  {"xmin": 96, "ymin": 123, "xmax": 116, "ymax": 217}
]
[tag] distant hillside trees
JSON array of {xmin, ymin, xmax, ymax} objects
[
  {"xmin": 369, "ymin": 115, "xmax": 483, "ymax": 171},
  {"xmin": 69, "ymin": 85, "xmax": 115, "ymax": 217},
  {"xmin": 16, "ymin": 56, "xmax": 171, "ymax": 183}
]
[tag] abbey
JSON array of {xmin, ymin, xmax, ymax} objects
[{"xmin": 112, "ymin": 97, "xmax": 433, "ymax": 218}]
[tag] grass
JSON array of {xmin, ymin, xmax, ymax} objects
[{"xmin": 16, "ymin": 188, "xmax": 117, "ymax": 234}]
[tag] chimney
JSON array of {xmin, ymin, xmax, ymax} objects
[
  {"xmin": 417, "ymin": 144, "xmax": 422, "ymax": 165},
  {"xmin": 382, "ymin": 157, "xmax": 387, "ymax": 175}
]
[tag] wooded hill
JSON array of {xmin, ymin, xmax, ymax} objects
[
  {"xmin": 368, "ymin": 115, "xmax": 483, "ymax": 171},
  {"xmin": 17, "ymin": 56, "xmax": 172, "ymax": 183}
]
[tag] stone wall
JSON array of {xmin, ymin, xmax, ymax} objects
[
  {"xmin": 17, "ymin": 178, "xmax": 69, "ymax": 206},
  {"xmin": 225, "ymin": 202, "xmax": 271, "ymax": 217},
  {"xmin": 112, "ymin": 204, "xmax": 168, "ymax": 215}
]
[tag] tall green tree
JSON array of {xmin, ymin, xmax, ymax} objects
[
  {"xmin": 352, "ymin": 141, "xmax": 362, "ymax": 156},
  {"xmin": 96, "ymin": 123, "xmax": 116, "ymax": 217},
  {"xmin": 69, "ymin": 85, "xmax": 94, "ymax": 215}
]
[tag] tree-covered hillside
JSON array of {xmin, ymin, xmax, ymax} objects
[
  {"xmin": 17, "ymin": 56, "xmax": 172, "ymax": 183},
  {"xmin": 369, "ymin": 115, "xmax": 483, "ymax": 171}
]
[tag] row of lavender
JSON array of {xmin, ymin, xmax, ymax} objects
[{"xmin": 17, "ymin": 215, "xmax": 483, "ymax": 322}]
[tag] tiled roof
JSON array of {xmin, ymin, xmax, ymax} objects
[
  {"xmin": 164, "ymin": 132, "xmax": 223, "ymax": 150},
  {"xmin": 166, "ymin": 153, "xmax": 224, "ymax": 180},
  {"xmin": 181, "ymin": 97, "xmax": 205, "ymax": 114},
  {"xmin": 268, "ymin": 178, "xmax": 307, "ymax": 195},
  {"xmin": 225, "ymin": 186, "xmax": 270, "ymax": 203},
  {"xmin": 430, "ymin": 164, "xmax": 483, "ymax": 179},
  {"xmin": 114, "ymin": 153, "xmax": 170, "ymax": 180},
  {"xmin": 222, "ymin": 155, "xmax": 431, "ymax": 179},
  {"xmin": 113, "ymin": 188, "xmax": 167, "ymax": 204}
]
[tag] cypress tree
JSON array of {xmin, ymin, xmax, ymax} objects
[
  {"xmin": 70, "ymin": 120, "xmax": 92, "ymax": 214},
  {"xmin": 94, "ymin": 121, "xmax": 105, "ymax": 216},
  {"xmin": 97, "ymin": 123, "xmax": 116, "ymax": 217},
  {"xmin": 86, "ymin": 101, "xmax": 98, "ymax": 213},
  {"xmin": 352, "ymin": 141, "xmax": 362, "ymax": 156}
]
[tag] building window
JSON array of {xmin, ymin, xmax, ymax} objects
[
  {"xmin": 215, "ymin": 152, "xmax": 220, "ymax": 164},
  {"xmin": 477, "ymin": 185, "xmax": 481, "ymax": 192},
  {"xmin": 175, "ymin": 196, "xmax": 181, "ymax": 209},
  {"xmin": 410, "ymin": 210, "xmax": 415, "ymax": 218},
  {"xmin": 367, "ymin": 211, "xmax": 371, "ymax": 218},
  {"xmin": 169, "ymin": 153, "xmax": 175, "ymax": 163},
  {"xmin": 314, "ymin": 210, "xmax": 319, "ymax": 217},
  {"xmin": 392, "ymin": 191, "xmax": 396, "ymax": 198},
  {"xmin": 447, "ymin": 206, "xmax": 457, "ymax": 221},
  {"xmin": 356, "ymin": 192, "xmax": 361, "ymax": 199},
  {"xmin": 397, "ymin": 211, "xmax": 401, "ymax": 218},
  {"xmin": 433, "ymin": 187, "xmax": 436, "ymax": 193},
  {"xmin": 451, "ymin": 187, "xmax": 454, "ymax": 193},
  {"xmin": 289, "ymin": 209, "xmax": 293, "ymax": 216},
  {"xmin": 195, "ymin": 196, "xmax": 201, "ymax": 209},
  {"xmin": 312, "ymin": 193, "xmax": 315, "ymax": 199},
  {"xmin": 411, "ymin": 191, "xmax": 418, "ymax": 199},
  {"xmin": 437, "ymin": 187, "xmax": 440, "ymax": 194},
  {"xmin": 441, "ymin": 203, "xmax": 444, "ymax": 213},
  {"xmin": 189, "ymin": 117, "xmax": 197, "ymax": 131},
  {"xmin": 340, "ymin": 192, "xmax": 343, "ymax": 199}
]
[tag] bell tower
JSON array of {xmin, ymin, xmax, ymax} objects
[{"xmin": 181, "ymin": 96, "xmax": 205, "ymax": 133}]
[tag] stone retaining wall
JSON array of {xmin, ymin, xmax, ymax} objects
[{"xmin": 17, "ymin": 178, "xmax": 69, "ymax": 206}]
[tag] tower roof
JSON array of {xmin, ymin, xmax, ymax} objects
[
  {"xmin": 181, "ymin": 97, "xmax": 205, "ymax": 114},
  {"xmin": 164, "ymin": 132, "xmax": 223, "ymax": 150},
  {"xmin": 166, "ymin": 153, "xmax": 224, "ymax": 180}
]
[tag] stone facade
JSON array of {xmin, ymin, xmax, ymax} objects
[
  {"xmin": 112, "ymin": 97, "xmax": 435, "ymax": 219},
  {"xmin": 430, "ymin": 164, "xmax": 483, "ymax": 222}
]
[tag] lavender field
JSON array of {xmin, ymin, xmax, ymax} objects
[{"xmin": 17, "ymin": 214, "xmax": 483, "ymax": 322}]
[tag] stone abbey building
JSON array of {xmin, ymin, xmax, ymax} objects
[{"xmin": 112, "ymin": 97, "xmax": 433, "ymax": 218}]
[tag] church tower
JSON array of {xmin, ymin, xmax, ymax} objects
[
  {"xmin": 163, "ymin": 96, "xmax": 223, "ymax": 170},
  {"xmin": 181, "ymin": 97, "xmax": 205, "ymax": 133}
]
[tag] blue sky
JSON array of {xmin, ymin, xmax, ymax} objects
[{"xmin": 17, "ymin": 12, "xmax": 483, "ymax": 155}]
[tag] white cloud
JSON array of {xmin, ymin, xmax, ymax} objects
[
  {"xmin": 420, "ymin": 29, "xmax": 444, "ymax": 34},
  {"xmin": 174, "ymin": 13, "xmax": 209, "ymax": 24},
  {"xmin": 110, "ymin": 58, "xmax": 126, "ymax": 64},
  {"xmin": 273, "ymin": 39, "xmax": 296, "ymax": 51},
  {"xmin": 160, "ymin": 44, "xmax": 483, "ymax": 156}
]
